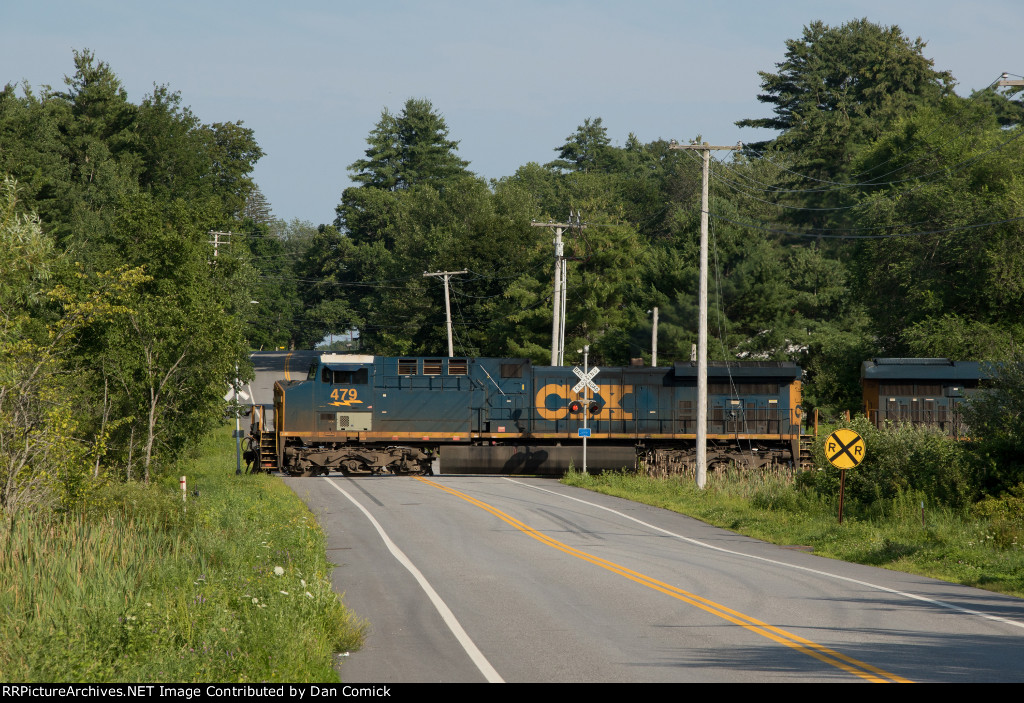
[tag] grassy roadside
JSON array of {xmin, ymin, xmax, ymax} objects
[
  {"xmin": 0, "ymin": 425, "xmax": 364, "ymax": 682},
  {"xmin": 562, "ymin": 468, "xmax": 1024, "ymax": 599}
]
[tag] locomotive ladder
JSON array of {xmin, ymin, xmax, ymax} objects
[
  {"xmin": 259, "ymin": 430, "xmax": 278, "ymax": 472},
  {"xmin": 798, "ymin": 434, "xmax": 816, "ymax": 469},
  {"xmin": 252, "ymin": 405, "xmax": 279, "ymax": 472}
]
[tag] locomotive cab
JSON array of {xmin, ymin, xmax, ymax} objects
[
  {"xmin": 272, "ymin": 354, "xmax": 434, "ymax": 476},
  {"xmin": 315, "ymin": 357, "xmax": 374, "ymax": 434}
]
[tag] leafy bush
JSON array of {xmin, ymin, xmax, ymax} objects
[
  {"xmin": 963, "ymin": 358, "xmax": 1024, "ymax": 495},
  {"xmin": 970, "ymin": 483, "xmax": 1024, "ymax": 549},
  {"xmin": 799, "ymin": 416, "xmax": 974, "ymax": 509}
]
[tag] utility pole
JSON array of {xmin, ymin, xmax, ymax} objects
[
  {"xmin": 423, "ymin": 270, "xmax": 467, "ymax": 357},
  {"xmin": 669, "ymin": 141, "xmax": 740, "ymax": 489},
  {"xmin": 208, "ymin": 230, "xmax": 232, "ymax": 258},
  {"xmin": 651, "ymin": 306, "xmax": 659, "ymax": 367},
  {"xmin": 532, "ymin": 213, "xmax": 585, "ymax": 366}
]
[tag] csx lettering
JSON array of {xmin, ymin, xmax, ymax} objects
[
  {"xmin": 329, "ymin": 388, "xmax": 361, "ymax": 406},
  {"xmin": 534, "ymin": 383, "xmax": 633, "ymax": 421}
]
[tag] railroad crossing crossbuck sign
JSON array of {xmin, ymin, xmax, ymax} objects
[
  {"xmin": 572, "ymin": 366, "xmax": 600, "ymax": 395},
  {"xmin": 825, "ymin": 429, "xmax": 866, "ymax": 470}
]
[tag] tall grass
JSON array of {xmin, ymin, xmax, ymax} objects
[{"xmin": 0, "ymin": 426, "xmax": 363, "ymax": 683}]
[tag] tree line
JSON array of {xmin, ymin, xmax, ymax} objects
[
  {"xmin": 0, "ymin": 50, "xmax": 264, "ymax": 516},
  {"xmin": 293, "ymin": 19, "xmax": 1024, "ymax": 416},
  {"xmin": 4, "ymin": 19, "xmax": 1024, "ymax": 516}
]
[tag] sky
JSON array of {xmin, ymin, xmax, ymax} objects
[{"xmin": 3, "ymin": 1, "xmax": 1022, "ymax": 225}]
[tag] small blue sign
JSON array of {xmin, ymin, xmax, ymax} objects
[{"xmin": 578, "ymin": 428, "xmax": 592, "ymax": 438}]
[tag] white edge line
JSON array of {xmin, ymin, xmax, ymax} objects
[
  {"xmin": 504, "ymin": 477, "xmax": 1024, "ymax": 632},
  {"xmin": 324, "ymin": 478, "xmax": 505, "ymax": 683}
]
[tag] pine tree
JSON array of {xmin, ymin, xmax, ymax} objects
[
  {"xmin": 737, "ymin": 19, "xmax": 954, "ymax": 172},
  {"xmin": 546, "ymin": 117, "xmax": 613, "ymax": 173},
  {"xmin": 244, "ymin": 184, "xmax": 274, "ymax": 224},
  {"xmin": 347, "ymin": 98, "xmax": 469, "ymax": 191}
]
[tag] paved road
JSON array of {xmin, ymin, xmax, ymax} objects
[
  {"xmin": 284, "ymin": 474, "xmax": 1024, "ymax": 683},
  {"xmin": 248, "ymin": 351, "xmax": 320, "ymax": 404}
]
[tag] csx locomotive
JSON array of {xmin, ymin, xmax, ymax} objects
[{"xmin": 249, "ymin": 353, "xmax": 803, "ymax": 476}]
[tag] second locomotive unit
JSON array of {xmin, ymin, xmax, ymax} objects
[{"xmin": 252, "ymin": 354, "xmax": 803, "ymax": 476}]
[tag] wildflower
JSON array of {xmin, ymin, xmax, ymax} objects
[
  {"xmin": 300, "ymin": 579, "xmax": 306, "ymax": 588},
  {"xmin": 280, "ymin": 590, "xmax": 289, "ymax": 595},
  {"xmin": 273, "ymin": 566, "xmax": 284, "ymax": 576},
  {"xmin": 252, "ymin": 598, "xmax": 259, "ymax": 605},
  {"xmin": 305, "ymin": 592, "xmax": 313, "ymax": 599}
]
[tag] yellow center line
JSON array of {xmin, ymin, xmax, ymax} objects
[{"xmin": 416, "ymin": 476, "xmax": 912, "ymax": 684}]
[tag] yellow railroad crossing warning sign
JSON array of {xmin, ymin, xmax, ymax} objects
[{"xmin": 825, "ymin": 429, "xmax": 866, "ymax": 470}]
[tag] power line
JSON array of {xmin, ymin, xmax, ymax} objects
[{"xmin": 708, "ymin": 211, "xmax": 1024, "ymax": 240}]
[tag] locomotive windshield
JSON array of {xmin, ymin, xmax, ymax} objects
[{"xmin": 322, "ymin": 365, "xmax": 369, "ymax": 385}]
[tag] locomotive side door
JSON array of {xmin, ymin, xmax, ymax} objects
[
  {"xmin": 623, "ymin": 371, "xmax": 664, "ymax": 436},
  {"xmin": 484, "ymin": 393, "xmax": 525, "ymax": 433},
  {"xmin": 473, "ymin": 360, "xmax": 529, "ymax": 434}
]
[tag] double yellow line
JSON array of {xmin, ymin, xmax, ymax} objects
[{"xmin": 416, "ymin": 476, "xmax": 911, "ymax": 683}]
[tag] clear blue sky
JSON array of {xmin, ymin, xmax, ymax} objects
[{"xmin": 3, "ymin": 1, "xmax": 1021, "ymax": 224}]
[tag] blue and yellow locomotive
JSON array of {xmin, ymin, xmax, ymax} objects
[{"xmin": 250, "ymin": 354, "xmax": 804, "ymax": 476}]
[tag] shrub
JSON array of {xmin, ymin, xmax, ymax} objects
[
  {"xmin": 970, "ymin": 482, "xmax": 1024, "ymax": 549},
  {"xmin": 801, "ymin": 416, "xmax": 974, "ymax": 509}
]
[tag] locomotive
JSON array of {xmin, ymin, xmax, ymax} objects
[{"xmin": 249, "ymin": 353, "xmax": 804, "ymax": 476}]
